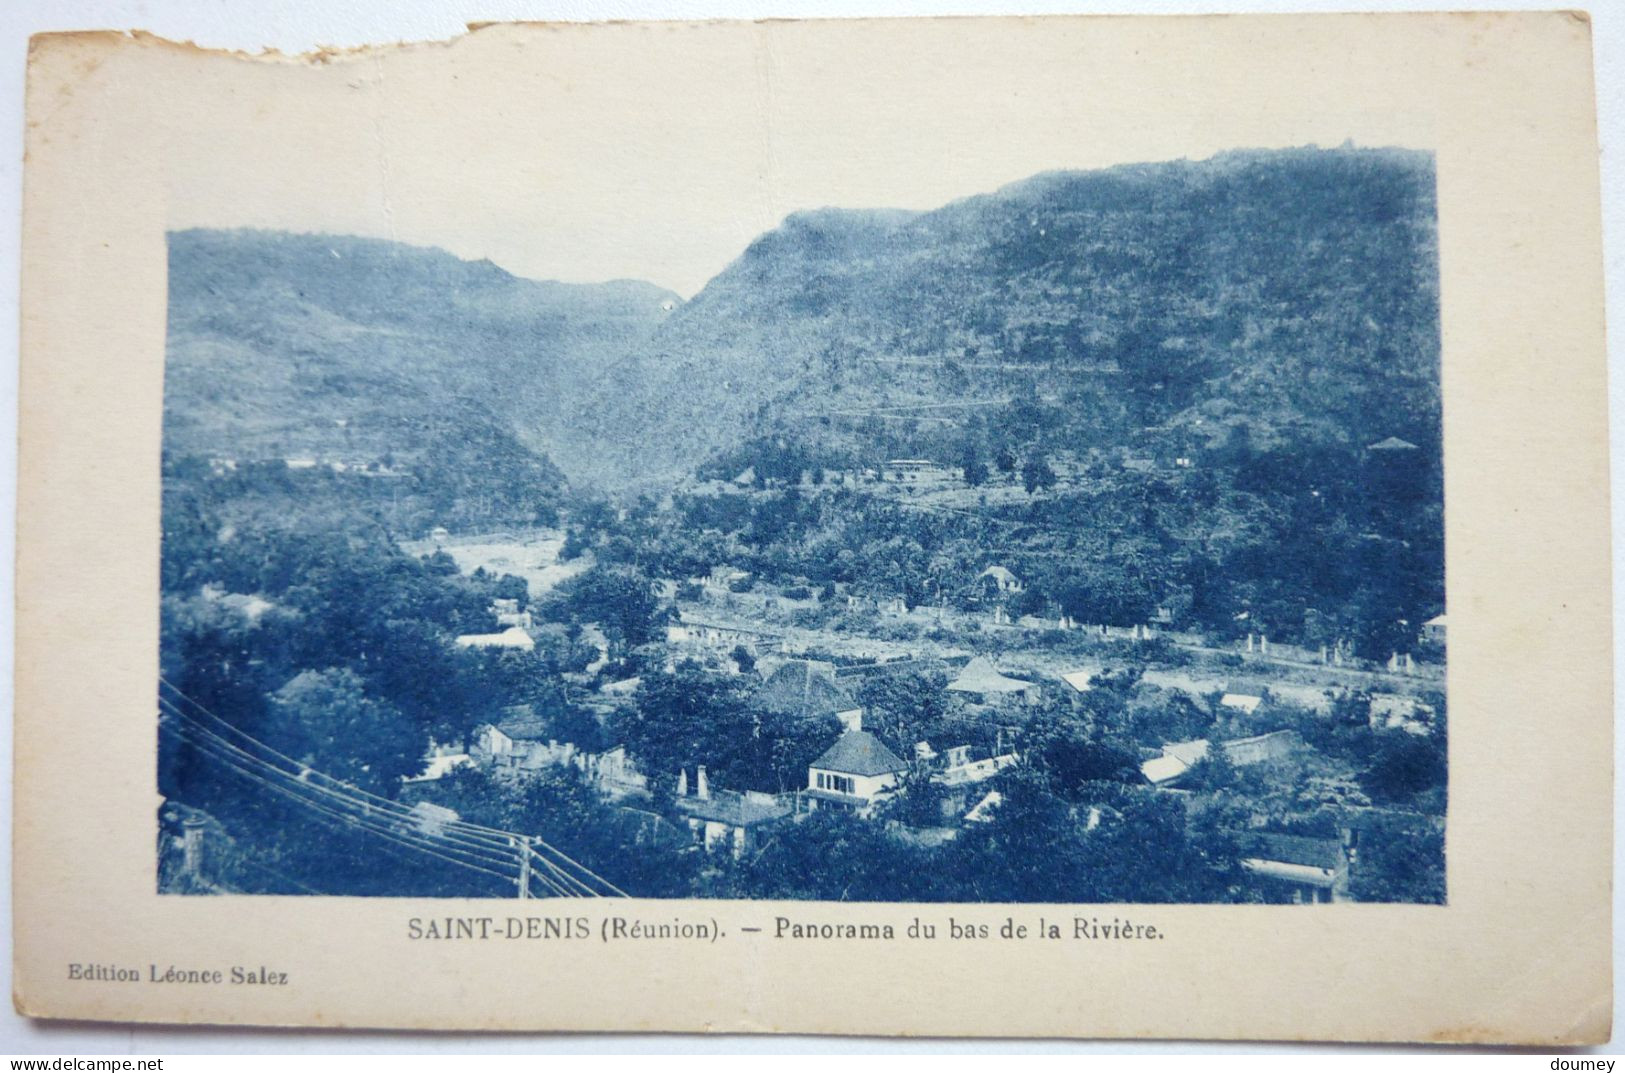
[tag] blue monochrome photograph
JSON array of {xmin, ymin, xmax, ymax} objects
[{"xmin": 157, "ymin": 146, "xmax": 1446, "ymax": 904}]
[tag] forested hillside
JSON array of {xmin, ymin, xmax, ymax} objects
[
  {"xmin": 573, "ymin": 145, "xmax": 1438, "ymax": 485},
  {"xmin": 167, "ymin": 229, "xmax": 680, "ymax": 463}
]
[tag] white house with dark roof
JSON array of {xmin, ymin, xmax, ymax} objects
[{"xmin": 806, "ymin": 730, "xmax": 909, "ymax": 814}]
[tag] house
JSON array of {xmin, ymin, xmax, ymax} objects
[
  {"xmin": 1236, "ymin": 832, "xmax": 1352, "ymax": 903},
  {"xmin": 429, "ymin": 526, "xmax": 451, "ymax": 545},
  {"xmin": 599, "ymin": 676, "xmax": 642, "ymax": 697},
  {"xmin": 666, "ymin": 615, "xmax": 781, "ymax": 657},
  {"xmin": 946, "ymin": 656, "xmax": 1039, "ymax": 706},
  {"xmin": 932, "ymin": 745, "xmax": 1021, "ymax": 788},
  {"xmin": 672, "ymin": 765, "xmax": 792, "ymax": 858},
  {"xmin": 1366, "ymin": 436, "xmax": 1420, "ymax": 452},
  {"xmin": 472, "ymin": 705, "xmax": 553, "ymax": 762},
  {"xmin": 805, "ymin": 730, "xmax": 909, "ymax": 814},
  {"xmin": 1222, "ymin": 729, "xmax": 1301, "ymax": 765},
  {"xmin": 976, "ymin": 565, "xmax": 1025, "ymax": 597},
  {"xmin": 1141, "ymin": 730, "xmax": 1301, "ymax": 785},
  {"xmin": 454, "ymin": 625, "xmax": 535, "ymax": 651},
  {"xmin": 884, "ymin": 459, "xmax": 938, "ymax": 483},
  {"xmin": 1141, "ymin": 739, "xmax": 1211, "ymax": 785},
  {"xmin": 1422, "ymin": 613, "xmax": 1446, "ymax": 646},
  {"xmin": 491, "ymin": 598, "xmax": 533, "ymax": 630},
  {"xmin": 585, "ymin": 745, "xmax": 649, "ymax": 798},
  {"xmin": 755, "ymin": 659, "xmax": 861, "ymax": 727},
  {"xmin": 209, "ymin": 590, "xmax": 276, "ymax": 625}
]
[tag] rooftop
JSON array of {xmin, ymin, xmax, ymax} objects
[
  {"xmin": 1237, "ymin": 832, "xmax": 1345, "ymax": 871},
  {"xmin": 455, "ymin": 626, "xmax": 535, "ymax": 650},
  {"xmin": 810, "ymin": 729, "xmax": 908, "ymax": 777},
  {"xmin": 1060, "ymin": 668, "xmax": 1102, "ymax": 692},
  {"xmin": 756, "ymin": 659, "xmax": 854, "ymax": 719},
  {"xmin": 494, "ymin": 704, "xmax": 554, "ymax": 741},
  {"xmin": 674, "ymin": 789, "xmax": 793, "ymax": 828},
  {"xmin": 947, "ymin": 656, "xmax": 1035, "ymax": 695}
]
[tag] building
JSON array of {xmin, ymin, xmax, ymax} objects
[
  {"xmin": 963, "ymin": 790, "xmax": 1003, "ymax": 824},
  {"xmin": 1141, "ymin": 739, "xmax": 1212, "ymax": 785},
  {"xmin": 1236, "ymin": 832, "xmax": 1352, "ymax": 903},
  {"xmin": 1141, "ymin": 730, "xmax": 1302, "ymax": 785},
  {"xmin": 1366, "ymin": 436, "xmax": 1420, "ymax": 452},
  {"xmin": 491, "ymin": 598, "xmax": 533, "ymax": 630},
  {"xmin": 1222, "ymin": 729, "xmax": 1301, "ymax": 765},
  {"xmin": 805, "ymin": 730, "xmax": 909, "ymax": 813},
  {"xmin": 883, "ymin": 459, "xmax": 949, "ymax": 484},
  {"xmin": 672, "ymin": 765, "xmax": 793, "ymax": 858},
  {"xmin": 471, "ymin": 706, "xmax": 554, "ymax": 762},
  {"xmin": 755, "ymin": 659, "xmax": 862, "ymax": 728},
  {"xmin": 946, "ymin": 656, "xmax": 1039, "ymax": 706},
  {"xmin": 932, "ymin": 745, "xmax": 1021, "ymax": 788},
  {"xmin": 976, "ymin": 565, "xmax": 1025, "ymax": 597},
  {"xmin": 1422, "ymin": 613, "xmax": 1446, "ymax": 646},
  {"xmin": 585, "ymin": 745, "xmax": 649, "ymax": 798},
  {"xmin": 665, "ymin": 615, "xmax": 781, "ymax": 658},
  {"xmin": 454, "ymin": 625, "xmax": 535, "ymax": 651}
]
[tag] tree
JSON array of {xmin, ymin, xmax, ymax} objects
[
  {"xmin": 994, "ymin": 446, "xmax": 1018, "ymax": 475},
  {"xmin": 960, "ymin": 444, "xmax": 989, "ymax": 487},
  {"xmin": 857, "ymin": 669, "xmax": 950, "ymax": 756},
  {"xmin": 1022, "ymin": 455, "xmax": 1058, "ymax": 495},
  {"xmin": 562, "ymin": 565, "xmax": 661, "ymax": 655},
  {"xmin": 613, "ymin": 666, "xmax": 756, "ymax": 788},
  {"xmin": 265, "ymin": 668, "xmax": 426, "ymax": 794},
  {"xmin": 1348, "ymin": 815, "xmax": 1445, "ymax": 904},
  {"xmin": 1179, "ymin": 744, "xmax": 1238, "ymax": 792},
  {"xmin": 1361, "ymin": 729, "xmax": 1446, "ymax": 806},
  {"xmin": 1041, "ymin": 733, "xmax": 1144, "ymax": 794}
]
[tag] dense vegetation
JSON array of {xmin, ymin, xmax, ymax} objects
[
  {"xmin": 158, "ymin": 147, "xmax": 1446, "ymax": 904},
  {"xmin": 581, "ymin": 145, "xmax": 1438, "ymax": 486}
]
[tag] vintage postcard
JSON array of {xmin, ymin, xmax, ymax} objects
[{"xmin": 13, "ymin": 12, "xmax": 1612, "ymax": 1041}]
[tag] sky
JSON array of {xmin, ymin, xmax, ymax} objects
[{"xmin": 153, "ymin": 17, "xmax": 1436, "ymax": 297}]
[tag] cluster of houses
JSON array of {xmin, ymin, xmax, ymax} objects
[{"xmin": 402, "ymin": 548, "xmax": 1437, "ymax": 901}]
